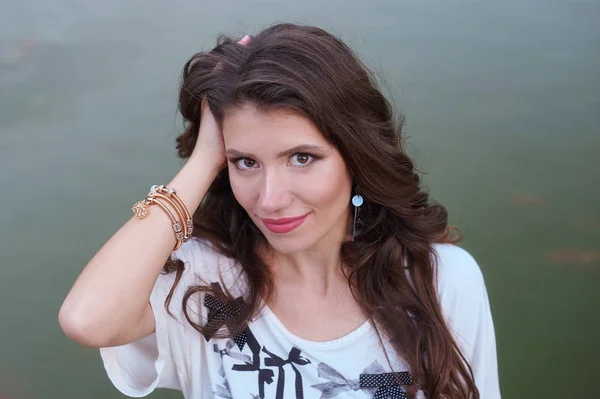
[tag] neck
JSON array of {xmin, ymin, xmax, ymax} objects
[
  {"xmin": 264, "ymin": 213, "xmax": 351, "ymax": 296},
  {"xmin": 271, "ymin": 246, "xmax": 344, "ymax": 295}
]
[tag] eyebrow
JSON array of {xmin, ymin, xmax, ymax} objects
[{"xmin": 225, "ymin": 144, "xmax": 325, "ymax": 159}]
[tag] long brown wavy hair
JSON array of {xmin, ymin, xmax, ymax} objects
[{"xmin": 163, "ymin": 23, "xmax": 478, "ymax": 398}]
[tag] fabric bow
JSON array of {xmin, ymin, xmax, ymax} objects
[
  {"xmin": 213, "ymin": 340, "xmax": 252, "ymax": 376},
  {"xmin": 214, "ymin": 380, "xmax": 233, "ymax": 399},
  {"xmin": 311, "ymin": 360, "xmax": 394, "ymax": 399},
  {"xmin": 263, "ymin": 346, "xmax": 311, "ymax": 399},
  {"xmin": 203, "ymin": 293, "xmax": 248, "ymax": 350},
  {"xmin": 311, "ymin": 363, "xmax": 371, "ymax": 398},
  {"xmin": 360, "ymin": 371, "xmax": 413, "ymax": 399},
  {"xmin": 231, "ymin": 329, "xmax": 275, "ymax": 398}
]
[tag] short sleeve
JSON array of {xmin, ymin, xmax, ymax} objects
[
  {"xmin": 434, "ymin": 244, "xmax": 501, "ymax": 398},
  {"xmin": 99, "ymin": 241, "xmax": 200, "ymax": 397}
]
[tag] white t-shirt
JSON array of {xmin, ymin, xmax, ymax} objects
[{"xmin": 99, "ymin": 239, "xmax": 501, "ymax": 398}]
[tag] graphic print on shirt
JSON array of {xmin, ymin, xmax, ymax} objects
[
  {"xmin": 229, "ymin": 327, "xmax": 311, "ymax": 399},
  {"xmin": 262, "ymin": 345, "xmax": 311, "ymax": 398},
  {"xmin": 203, "ymin": 283, "xmax": 310, "ymax": 398},
  {"xmin": 203, "ymin": 284, "xmax": 412, "ymax": 399},
  {"xmin": 310, "ymin": 361, "xmax": 381, "ymax": 398},
  {"xmin": 213, "ymin": 378, "xmax": 233, "ymax": 399},
  {"xmin": 212, "ymin": 327, "xmax": 414, "ymax": 399},
  {"xmin": 310, "ymin": 361, "xmax": 412, "ymax": 399},
  {"xmin": 359, "ymin": 371, "xmax": 412, "ymax": 399},
  {"xmin": 203, "ymin": 282, "xmax": 248, "ymax": 351},
  {"xmin": 213, "ymin": 339, "xmax": 253, "ymax": 399},
  {"xmin": 202, "ymin": 283, "xmax": 254, "ymax": 398}
]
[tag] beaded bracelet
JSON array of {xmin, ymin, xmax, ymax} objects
[
  {"xmin": 131, "ymin": 185, "xmax": 193, "ymax": 250},
  {"xmin": 150, "ymin": 193, "xmax": 188, "ymax": 239},
  {"xmin": 150, "ymin": 185, "xmax": 194, "ymax": 240}
]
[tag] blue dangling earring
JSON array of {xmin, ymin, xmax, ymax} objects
[{"xmin": 351, "ymin": 194, "xmax": 364, "ymax": 241}]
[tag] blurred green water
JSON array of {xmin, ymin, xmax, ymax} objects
[{"xmin": 0, "ymin": 0, "xmax": 598, "ymax": 398}]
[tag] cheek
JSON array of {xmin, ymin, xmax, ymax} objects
[
  {"xmin": 300, "ymin": 160, "xmax": 352, "ymax": 208},
  {"xmin": 228, "ymin": 171, "xmax": 255, "ymax": 210}
]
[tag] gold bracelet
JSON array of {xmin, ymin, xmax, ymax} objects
[
  {"xmin": 150, "ymin": 197, "xmax": 185, "ymax": 244},
  {"xmin": 132, "ymin": 192, "xmax": 186, "ymax": 250},
  {"xmin": 150, "ymin": 185, "xmax": 194, "ymax": 240},
  {"xmin": 148, "ymin": 192, "xmax": 188, "ymax": 240}
]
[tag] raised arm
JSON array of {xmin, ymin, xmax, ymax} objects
[{"xmin": 59, "ymin": 99, "xmax": 226, "ymax": 348}]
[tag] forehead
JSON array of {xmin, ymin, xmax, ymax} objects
[{"xmin": 222, "ymin": 105, "xmax": 329, "ymax": 150}]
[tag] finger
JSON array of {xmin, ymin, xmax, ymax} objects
[
  {"xmin": 238, "ymin": 34, "xmax": 251, "ymax": 46},
  {"xmin": 210, "ymin": 35, "xmax": 251, "ymax": 75}
]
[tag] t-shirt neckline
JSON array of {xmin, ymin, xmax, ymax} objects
[{"xmin": 259, "ymin": 303, "xmax": 374, "ymax": 350}]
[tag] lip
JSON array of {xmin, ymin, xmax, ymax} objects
[{"xmin": 260, "ymin": 213, "xmax": 309, "ymax": 234}]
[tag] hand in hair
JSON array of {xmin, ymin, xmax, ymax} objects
[{"xmin": 191, "ymin": 35, "xmax": 251, "ymax": 169}]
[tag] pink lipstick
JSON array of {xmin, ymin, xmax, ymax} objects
[{"xmin": 260, "ymin": 213, "xmax": 309, "ymax": 234}]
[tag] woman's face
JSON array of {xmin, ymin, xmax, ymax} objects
[{"xmin": 223, "ymin": 105, "xmax": 352, "ymax": 255}]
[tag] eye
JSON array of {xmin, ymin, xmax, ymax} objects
[
  {"xmin": 233, "ymin": 158, "xmax": 259, "ymax": 170},
  {"xmin": 289, "ymin": 153, "xmax": 314, "ymax": 166}
]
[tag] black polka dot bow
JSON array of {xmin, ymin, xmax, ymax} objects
[
  {"xmin": 360, "ymin": 371, "xmax": 413, "ymax": 399},
  {"xmin": 203, "ymin": 293, "xmax": 248, "ymax": 350}
]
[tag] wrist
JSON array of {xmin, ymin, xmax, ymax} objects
[
  {"xmin": 168, "ymin": 156, "xmax": 223, "ymax": 213},
  {"xmin": 188, "ymin": 150, "xmax": 225, "ymax": 174}
]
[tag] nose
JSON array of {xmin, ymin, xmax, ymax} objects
[{"xmin": 258, "ymin": 169, "xmax": 293, "ymax": 214}]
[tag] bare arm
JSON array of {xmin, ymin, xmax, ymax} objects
[{"xmin": 59, "ymin": 99, "xmax": 227, "ymax": 348}]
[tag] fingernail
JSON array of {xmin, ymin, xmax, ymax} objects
[{"xmin": 238, "ymin": 34, "xmax": 251, "ymax": 45}]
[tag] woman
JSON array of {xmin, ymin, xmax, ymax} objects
[{"xmin": 59, "ymin": 23, "xmax": 500, "ymax": 398}]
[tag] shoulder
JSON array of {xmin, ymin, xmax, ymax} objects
[
  {"xmin": 431, "ymin": 243, "xmax": 491, "ymax": 326},
  {"xmin": 431, "ymin": 244, "xmax": 501, "ymax": 396},
  {"xmin": 430, "ymin": 243, "xmax": 494, "ymax": 342},
  {"xmin": 149, "ymin": 238, "xmax": 245, "ymax": 321},
  {"xmin": 431, "ymin": 243, "xmax": 485, "ymax": 299}
]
